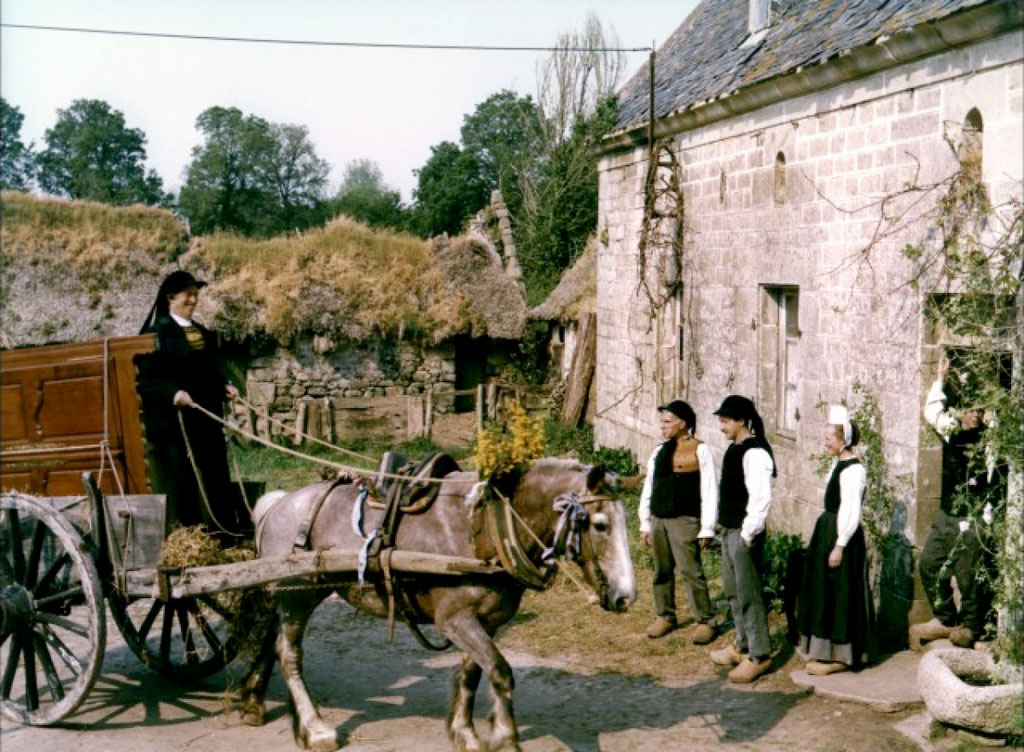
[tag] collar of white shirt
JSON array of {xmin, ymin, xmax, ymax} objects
[{"xmin": 170, "ymin": 313, "xmax": 193, "ymax": 327}]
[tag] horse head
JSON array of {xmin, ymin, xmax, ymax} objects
[{"xmin": 516, "ymin": 459, "xmax": 637, "ymax": 613}]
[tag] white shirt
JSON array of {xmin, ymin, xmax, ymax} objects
[
  {"xmin": 639, "ymin": 441, "xmax": 719, "ymax": 538},
  {"xmin": 739, "ymin": 447, "xmax": 774, "ymax": 545},
  {"xmin": 170, "ymin": 312, "xmax": 194, "ymax": 327},
  {"xmin": 832, "ymin": 460, "xmax": 867, "ymax": 547}
]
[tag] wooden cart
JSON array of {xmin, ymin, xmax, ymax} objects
[{"xmin": 0, "ymin": 336, "xmax": 494, "ymax": 726}]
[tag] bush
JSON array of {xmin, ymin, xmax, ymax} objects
[
  {"xmin": 542, "ymin": 420, "xmax": 638, "ymax": 477},
  {"xmin": 762, "ymin": 530, "xmax": 805, "ymax": 613}
]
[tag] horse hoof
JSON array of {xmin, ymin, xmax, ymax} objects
[
  {"xmin": 239, "ymin": 703, "xmax": 266, "ymax": 727},
  {"xmin": 487, "ymin": 740, "xmax": 522, "ymax": 752},
  {"xmin": 451, "ymin": 727, "xmax": 483, "ymax": 752},
  {"xmin": 299, "ymin": 721, "xmax": 339, "ymax": 752}
]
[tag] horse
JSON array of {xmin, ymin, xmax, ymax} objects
[{"xmin": 237, "ymin": 458, "xmax": 636, "ymax": 752}]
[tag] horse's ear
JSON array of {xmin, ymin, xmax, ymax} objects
[{"xmin": 585, "ymin": 463, "xmax": 607, "ymax": 492}]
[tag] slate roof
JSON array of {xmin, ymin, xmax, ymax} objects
[{"xmin": 614, "ymin": 0, "xmax": 1015, "ymax": 134}]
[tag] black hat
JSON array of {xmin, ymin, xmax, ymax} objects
[
  {"xmin": 160, "ymin": 270, "xmax": 206, "ymax": 296},
  {"xmin": 713, "ymin": 395, "xmax": 756, "ymax": 421},
  {"xmin": 658, "ymin": 400, "xmax": 696, "ymax": 429}
]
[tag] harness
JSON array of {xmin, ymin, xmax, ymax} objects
[{"xmin": 287, "ymin": 456, "xmax": 612, "ymax": 650}]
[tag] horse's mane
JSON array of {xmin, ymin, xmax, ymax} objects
[{"xmin": 527, "ymin": 457, "xmax": 588, "ymax": 476}]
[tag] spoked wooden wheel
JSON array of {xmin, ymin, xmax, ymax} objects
[
  {"xmin": 107, "ymin": 588, "xmax": 249, "ymax": 680},
  {"xmin": 0, "ymin": 492, "xmax": 106, "ymax": 725}
]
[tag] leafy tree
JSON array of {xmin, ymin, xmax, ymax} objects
[
  {"xmin": 35, "ymin": 99, "xmax": 167, "ymax": 205},
  {"xmin": 330, "ymin": 159, "xmax": 406, "ymax": 230},
  {"xmin": 410, "ymin": 141, "xmax": 488, "ymax": 237},
  {"xmin": 180, "ymin": 107, "xmax": 330, "ymax": 236},
  {"xmin": 459, "ymin": 90, "xmax": 542, "ymax": 214},
  {"xmin": 1, "ymin": 98, "xmax": 34, "ymax": 190},
  {"xmin": 261, "ymin": 123, "xmax": 330, "ymax": 231},
  {"xmin": 179, "ymin": 107, "xmax": 276, "ymax": 235}
]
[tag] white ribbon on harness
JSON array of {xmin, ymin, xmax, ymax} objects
[
  {"xmin": 350, "ymin": 480, "xmax": 376, "ymax": 586},
  {"xmin": 542, "ymin": 492, "xmax": 589, "ymax": 566}
]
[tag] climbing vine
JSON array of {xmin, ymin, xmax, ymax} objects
[{"xmin": 841, "ymin": 120, "xmax": 1022, "ymax": 664}]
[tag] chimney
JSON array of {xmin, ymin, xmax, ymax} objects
[{"xmin": 749, "ymin": 0, "xmax": 771, "ymax": 35}]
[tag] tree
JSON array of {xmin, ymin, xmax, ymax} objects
[
  {"xmin": 330, "ymin": 159, "xmax": 406, "ymax": 231},
  {"xmin": 35, "ymin": 99, "xmax": 167, "ymax": 205},
  {"xmin": 261, "ymin": 123, "xmax": 330, "ymax": 231},
  {"xmin": 180, "ymin": 107, "xmax": 331, "ymax": 236},
  {"xmin": 1, "ymin": 98, "xmax": 34, "ymax": 190},
  {"xmin": 410, "ymin": 141, "xmax": 488, "ymax": 237},
  {"xmin": 459, "ymin": 90, "xmax": 542, "ymax": 213},
  {"xmin": 515, "ymin": 16, "xmax": 625, "ymax": 302},
  {"xmin": 179, "ymin": 107, "xmax": 276, "ymax": 235}
]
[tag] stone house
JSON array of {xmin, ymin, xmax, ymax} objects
[{"xmin": 594, "ymin": 0, "xmax": 1022, "ymax": 643}]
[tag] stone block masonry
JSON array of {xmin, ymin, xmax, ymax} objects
[
  {"xmin": 239, "ymin": 334, "xmax": 456, "ymax": 443},
  {"xmin": 595, "ymin": 30, "xmax": 1022, "ymax": 646}
]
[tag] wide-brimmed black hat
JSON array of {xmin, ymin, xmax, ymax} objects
[
  {"xmin": 658, "ymin": 400, "xmax": 696, "ymax": 428},
  {"xmin": 713, "ymin": 394, "xmax": 756, "ymax": 421},
  {"xmin": 160, "ymin": 270, "xmax": 206, "ymax": 296}
]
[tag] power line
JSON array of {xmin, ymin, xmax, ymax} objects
[{"xmin": 1, "ymin": 23, "xmax": 651, "ymax": 53}]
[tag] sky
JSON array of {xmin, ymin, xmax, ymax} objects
[{"xmin": 1, "ymin": 0, "xmax": 699, "ymax": 201}]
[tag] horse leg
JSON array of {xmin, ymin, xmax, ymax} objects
[
  {"xmin": 447, "ymin": 653, "xmax": 484, "ymax": 752},
  {"xmin": 238, "ymin": 619, "xmax": 279, "ymax": 726},
  {"xmin": 439, "ymin": 612, "xmax": 520, "ymax": 752},
  {"xmin": 275, "ymin": 593, "xmax": 338, "ymax": 752}
]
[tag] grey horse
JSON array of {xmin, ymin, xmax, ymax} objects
[{"xmin": 239, "ymin": 458, "xmax": 636, "ymax": 752}]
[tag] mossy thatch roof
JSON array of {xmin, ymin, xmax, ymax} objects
[
  {"xmin": 529, "ymin": 240, "xmax": 596, "ymax": 323},
  {"xmin": 1, "ymin": 192, "xmax": 526, "ymax": 348},
  {"xmin": 0, "ymin": 190, "xmax": 188, "ymax": 346}
]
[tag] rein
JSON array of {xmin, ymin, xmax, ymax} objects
[{"xmin": 487, "ymin": 487, "xmax": 613, "ymax": 592}]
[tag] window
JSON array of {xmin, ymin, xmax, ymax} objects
[
  {"xmin": 773, "ymin": 152, "xmax": 786, "ymax": 205},
  {"xmin": 760, "ymin": 286, "xmax": 800, "ymax": 435},
  {"xmin": 961, "ymin": 108, "xmax": 983, "ymax": 183},
  {"xmin": 656, "ymin": 286, "xmax": 685, "ymax": 403},
  {"xmin": 778, "ymin": 289, "xmax": 800, "ymax": 433}
]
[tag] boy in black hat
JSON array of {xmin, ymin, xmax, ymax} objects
[
  {"xmin": 709, "ymin": 395, "xmax": 776, "ymax": 682},
  {"xmin": 638, "ymin": 400, "xmax": 719, "ymax": 643}
]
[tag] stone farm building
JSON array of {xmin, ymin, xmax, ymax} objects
[
  {"xmin": 0, "ymin": 191, "xmax": 527, "ymax": 444},
  {"xmin": 594, "ymin": 0, "xmax": 1022, "ymax": 642}
]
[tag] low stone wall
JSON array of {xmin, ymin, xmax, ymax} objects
[{"xmin": 238, "ymin": 335, "xmax": 457, "ymax": 442}]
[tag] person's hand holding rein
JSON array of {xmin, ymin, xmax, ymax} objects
[
  {"xmin": 173, "ymin": 390, "xmax": 194, "ymax": 407},
  {"xmin": 225, "ymin": 384, "xmax": 240, "ymax": 401}
]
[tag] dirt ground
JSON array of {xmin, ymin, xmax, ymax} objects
[{"xmin": 0, "ymin": 594, "xmax": 923, "ymax": 752}]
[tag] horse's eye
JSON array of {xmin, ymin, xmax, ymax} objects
[{"xmin": 591, "ymin": 513, "xmax": 610, "ymax": 532}]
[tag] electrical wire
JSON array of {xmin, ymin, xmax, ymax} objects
[{"xmin": 1, "ymin": 23, "xmax": 651, "ymax": 52}]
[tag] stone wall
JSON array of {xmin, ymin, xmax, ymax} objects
[
  {"xmin": 595, "ymin": 30, "xmax": 1022, "ymax": 640},
  {"xmin": 240, "ymin": 334, "xmax": 457, "ymax": 441}
]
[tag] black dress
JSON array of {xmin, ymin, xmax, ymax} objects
[
  {"xmin": 797, "ymin": 458, "xmax": 874, "ymax": 666},
  {"xmin": 136, "ymin": 315, "xmax": 243, "ymax": 534}
]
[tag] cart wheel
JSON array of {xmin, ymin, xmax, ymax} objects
[
  {"xmin": 0, "ymin": 492, "xmax": 106, "ymax": 726},
  {"xmin": 107, "ymin": 587, "xmax": 251, "ymax": 680}
]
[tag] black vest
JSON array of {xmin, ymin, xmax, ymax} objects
[
  {"xmin": 940, "ymin": 427, "xmax": 989, "ymax": 515},
  {"xmin": 718, "ymin": 438, "xmax": 762, "ymax": 529},
  {"xmin": 650, "ymin": 441, "xmax": 702, "ymax": 518},
  {"xmin": 824, "ymin": 458, "xmax": 861, "ymax": 515}
]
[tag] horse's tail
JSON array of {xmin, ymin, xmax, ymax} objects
[{"xmin": 251, "ymin": 489, "xmax": 288, "ymax": 551}]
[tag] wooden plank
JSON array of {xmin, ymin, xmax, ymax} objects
[
  {"xmin": 104, "ymin": 493, "xmax": 167, "ymax": 571},
  {"xmin": 560, "ymin": 312, "xmax": 597, "ymax": 427},
  {"xmin": 120, "ymin": 548, "xmax": 501, "ymax": 599}
]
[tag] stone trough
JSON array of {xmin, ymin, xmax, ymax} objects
[{"xmin": 918, "ymin": 648, "xmax": 1023, "ymax": 738}]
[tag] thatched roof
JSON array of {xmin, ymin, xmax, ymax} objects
[
  {"xmin": 1, "ymin": 192, "xmax": 527, "ymax": 348},
  {"xmin": 0, "ymin": 191, "xmax": 188, "ymax": 347},
  {"xmin": 529, "ymin": 240, "xmax": 596, "ymax": 323},
  {"xmin": 433, "ymin": 232, "xmax": 527, "ymax": 340}
]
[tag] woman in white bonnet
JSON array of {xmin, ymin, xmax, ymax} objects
[{"xmin": 795, "ymin": 405, "xmax": 875, "ymax": 674}]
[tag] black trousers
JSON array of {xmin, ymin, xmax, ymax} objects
[{"xmin": 918, "ymin": 510, "xmax": 994, "ymax": 633}]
